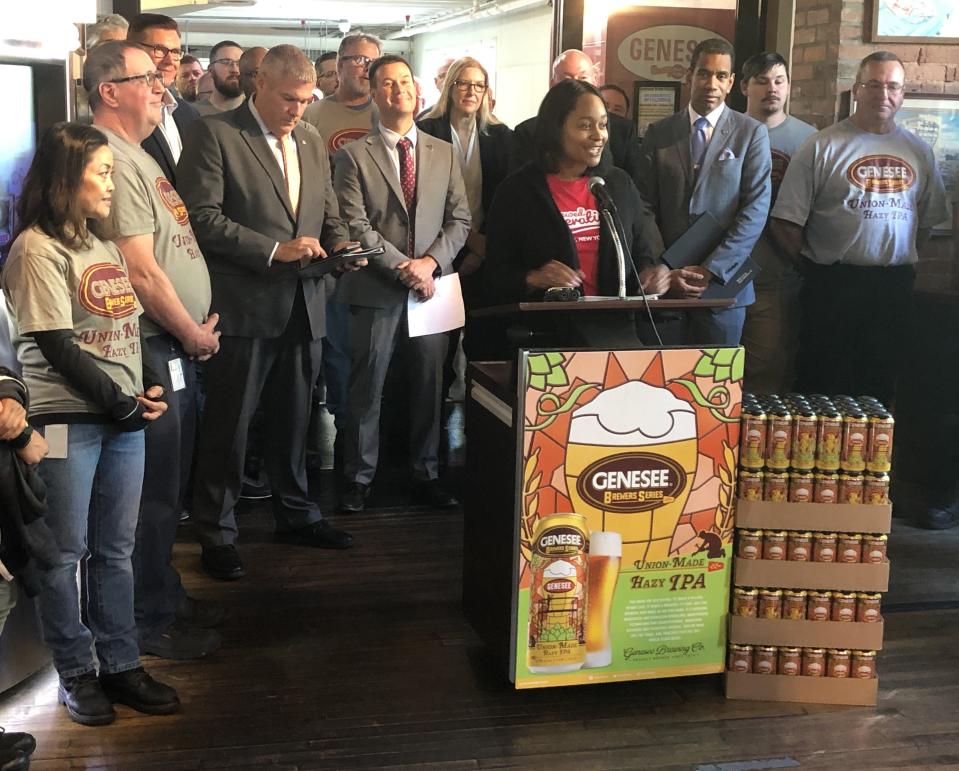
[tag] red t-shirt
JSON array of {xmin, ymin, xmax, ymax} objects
[{"xmin": 545, "ymin": 175, "xmax": 601, "ymax": 296}]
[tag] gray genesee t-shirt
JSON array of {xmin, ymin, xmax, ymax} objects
[
  {"xmin": 94, "ymin": 126, "xmax": 212, "ymax": 338},
  {"xmin": 752, "ymin": 115, "xmax": 817, "ymax": 287},
  {"xmin": 772, "ymin": 118, "xmax": 949, "ymax": 267}
]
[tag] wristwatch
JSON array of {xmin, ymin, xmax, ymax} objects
[{"xmin": 9, "ymin": 424, "xmax": 33, "ymax": 450}]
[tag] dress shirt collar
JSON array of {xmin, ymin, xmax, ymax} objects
[
  {"xmin": 378, "ymin": 122, "xmax": 417, "ymax": 152},
  {"xmin": 248, "ymin": 95, "xmax": 290, "ymax": 144},
  {"xmin": 688, "ymin": 101, "xmax": 726, "ymax": 129}
]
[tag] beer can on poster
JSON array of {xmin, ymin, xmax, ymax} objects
[{"xmin": 527, "ymin": 513, "xmax": 589, "ymax": 674}]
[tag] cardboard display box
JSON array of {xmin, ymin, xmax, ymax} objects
[
  {"xmin": 733, "ymin": 558, "xmax": 889, "ymax": 592},
  {"xmin": 724, "ymin": 671, "xmax": 878, "ymax": 706},
  {"xmin": 735, "ymin": 499, "xmax": 892, "ymax": 534},
  {"xmin": 729, "ymin": 616, "xmax": 884, "ymax": 650}
]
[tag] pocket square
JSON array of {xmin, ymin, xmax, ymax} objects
[{"xmin": 718, "ymin": 148, "xmax": 737, "ymax": 161}]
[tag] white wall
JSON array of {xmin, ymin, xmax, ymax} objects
[{"xmin": 410, "ymin": 4, "xmax": 553, "ymax": 129}]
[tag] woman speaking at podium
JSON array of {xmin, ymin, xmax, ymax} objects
[{"xmin": 480, "ymin": 79, "xmax": 668, "ymax": 306}]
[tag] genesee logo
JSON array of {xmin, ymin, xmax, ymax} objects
[
  {"xmin": 846, "ymin": 155, "xmax": 915, "ymax": 194},
  {"xmin": 330, "ymin": 128, "xmax": 369, "ymax": 152},
  {"xmin": 155, "ymin": 178, "xmax": 191, "ymax": 227},
  {"xmin": 576, "ymin": 452, "xmax": 685, "ymax": 513},
  {"xmin": 78, "ymin": 263, "xmax": 137, "ymax": 319},
  {"xmin": 534, "ymin": 526, "xmax": 584, "ymax": 556}
]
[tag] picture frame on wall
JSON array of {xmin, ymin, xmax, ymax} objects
[
  {"xmin": 868, "ymin": 0, "xmax": 959, "ymax": 44},
  {"xmin": 633, "ymin": 81, "xmax": 681, "ymax": 138},
  {"xmin": 852, "ymin": 91, "xmax": 959, "ymax": 234}
]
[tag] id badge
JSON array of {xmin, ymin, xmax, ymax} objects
[
  {"xmin": 44, "ymin": 424, "xmax": 69, "ymax": 459},
  {"xmin": 168, "ymin": 358, "xmax": 186, "ymax": 392}
]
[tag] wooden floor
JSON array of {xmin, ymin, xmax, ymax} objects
[{"xmin": 2, "ymin": 469, "xmax": 959, "ymax": 770}]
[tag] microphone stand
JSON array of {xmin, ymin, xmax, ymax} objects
[{"xmin": 599, "ymin": 208, "xmax": 627, "ymax": 299}]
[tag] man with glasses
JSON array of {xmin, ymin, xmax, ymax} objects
[
  {"xmin": 126, "ymin": 14, "xmax": 200, "ymax": 187},
  {"xmin": 196, "ymin": 40, "xmax": 245, "ymax": 116},
  {"xmin": 239, "ymin": 46, "xmax": 267, "ymax": 99},
  {"xmin": 315, "ymin": 51, "xmax": 338, "ymax": 99},
  {"xmin": 772, "ymin": 51, "xmax": 948, "ymax": 406},
  {"xmin": 88, "ymin": 41, "xmax": 223, "ymax": 661},
  {"xmin": 302, "ymin": 33, "xmax": 382, "ymax": 481}
]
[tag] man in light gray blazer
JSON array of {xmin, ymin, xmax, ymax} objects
[
  {"xmin": 638, "ymin": 38, "xmax": 772, "ymax": 346},
  {"xmin": 333, "ymin": 55, "xmax": 470, "ymax": 513}
]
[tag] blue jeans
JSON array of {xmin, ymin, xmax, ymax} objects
[{"xmin": 36, "ymin": 424, "xmax": 145, "ymax": 677}]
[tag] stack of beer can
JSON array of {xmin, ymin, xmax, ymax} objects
[
  {"xmin": 728, "ymin": 644, "xmax": 878, "ymax": 678},
  {"xmin": 738, "ymin": 393, "xmax": 893, "ymax": 503}
]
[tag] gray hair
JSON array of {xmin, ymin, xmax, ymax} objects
[
  {"xmin": 337, "ymin": 32, "xmax": 382, "ymax": 59},
  {"xmin": 86, "ymin": 14, "xmax": 129, "ymax": 49},
  {"xmin": 83, "ymin": 40, "xmax": 140, "ymax": 113},
  {"xmin": 260, "ymin": 44, "xmax": 315, "ymax": 84}
]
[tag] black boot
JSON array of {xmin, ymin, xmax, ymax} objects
[
  {"xmin": 58, "ymin": 672, "xmax": 116, "ymax": 726},
  {"xmin": 0, "ymin": 730, "xmax": 34, "ymax": 758},
  {"xmin": 99, "ymin": 667, "xmax": 180, "ymax": 715}
]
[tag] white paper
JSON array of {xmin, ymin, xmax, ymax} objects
[
  {"xmin": 43, "ymin": 424, "xmax": 68, "ymax": 459},
  {"xmin": 406, "ymin": 273, "xmax": 465, "ymax": 338},
  {"xmin": 168, "ymin": 357, "xmax": 186, "ymax": 392}
]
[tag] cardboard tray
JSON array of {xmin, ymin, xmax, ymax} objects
[
  {"xmin": 733, "ymin": 557, "xmax": 890, "ymax": 592},
  {"xmin": 724, "ymin": 671, "xmax": 878, "ymax": 706},
  {"xmin": 735, "ymin": 499, "xmax": 892, "ymax": 534},
  {"xmin": 729, "ymin": 616, "xmax": 884, "ymax": 650}
]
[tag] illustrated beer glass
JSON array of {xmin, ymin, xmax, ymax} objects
[
  {"xmin": 585, "ymin": 530, "xmax": 621, "ymax": 668},
  {"xmin": 565, "ymin": 381, "xmax": 698, "ymax": 566}
]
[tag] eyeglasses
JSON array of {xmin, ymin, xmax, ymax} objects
[
  {"xmin": 109, "ymin": 71, "xmax": 161, "ymax": 88},
  {"xmin": 137, "ymin": 42, "xmax": 183, "ymax": 60},
  {"xmin": 212, "ymin": 58, "xmax": 241, "ymax": 70},
  {"xmin": 858, "ymin": 80, "xmax": 904, "ymax": 93},
  {"xmin": 241, "ymin": 68, "xmax": 259, "ymax": 78},
  {"xmin": 453, "ymin": 80, "xmax": 487, "ymax": 93},
  {"xmin": 318, "ymin": 71, "xmax": 337, "ymax": 78},
  {"xmin": 341, "ymin": 55, "xmax": 373, "ymax": 68}
]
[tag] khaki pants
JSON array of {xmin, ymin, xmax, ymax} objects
[
  {"xmin": 0, "ymin": 577, "xmax": 16, "ymax": 634},
  {"xmin": 742, "ymin": 274, "xmax": 802, "ymax": 394}
]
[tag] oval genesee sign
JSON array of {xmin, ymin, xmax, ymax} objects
[
  {"xmin": 576, "ymin": 452, "xmax": 686, "ymax": 513},
  {"xmin": 617, "ymin": 26, "xmax": 731, "ymax": 80}
]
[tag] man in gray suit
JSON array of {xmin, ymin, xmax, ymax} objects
[
  {"xmin": 178, "ymin": 45, "xmax": 361, "ymax": 581},
  {"xmin": 333, "ymin": 55, "xmax": 470, "ymax": 513},
  {"xmin": 638, "ymin": 38, "xmax": 771, "ymax": 346}
]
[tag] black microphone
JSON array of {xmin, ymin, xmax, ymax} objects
[{"xmin": 588, "ymin": 176, "xmax": 618, "ymax": 213}]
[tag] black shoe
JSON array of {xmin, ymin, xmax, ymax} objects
[
  {"xmin": 140, "ymin": 619, "xmax": 222, "ymax": 660},
  {"xmin": 58, "ymin": 672, "xmax": 116, "ymax": 726},
  {"xmin": 0, "ymin": 729, "xmax": 34, "ymax": 758},
  {"xmin": 339, "ymin": 482, "xmax": 369, "ymax": 513},
  {"xmin": 275, "ymin": 520, "xmax": 353, "ymax": 549},
  {"xmin": 201, "ymin": 544, "xmax": 246, "ymax": 581},
  {"xmin": 99, "ymin": 667, "xmax": 180, "ymax": 716},
  {"xmin": 916, "ymin": 505, "xmax": 959, "ymax": 530},
  {"xmin": 0, "ymin": 749, "xmax": 28, "ymax": 771},
  {"xmin": 239, "ymin": 476, "xmax": 272, "ymax": 500},
  {"xmin": 410, "ymin": 479, "xmax": 459, "ymax": 509},
  {"xmin": 175, "ymin": 595, "xmax": 227, "ymax": 628}
]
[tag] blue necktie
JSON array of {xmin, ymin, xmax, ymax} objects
[{"xmin": 691, "ymin": 116, "xmax": 709, "ymax": 173}]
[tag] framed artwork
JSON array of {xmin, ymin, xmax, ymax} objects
[
  {"xmin": 633, "ymin": 81, "xmax": 681, "ymax": 138},
  {"xmin": 853, "ymin": 92, "xmax": 959, "ymax": 234},
  {"xmin": 869, "ymin": 0, "xmax": 959, "ymax": 44}
]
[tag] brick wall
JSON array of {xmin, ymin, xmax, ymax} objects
[{"xmin": 788, "ymin": 0, "xmax": 956, "ymax": 289}]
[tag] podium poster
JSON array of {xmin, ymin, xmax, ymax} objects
[{"xmin": 510, "ymin": 348, "xmax": 742, "ymax": 688}]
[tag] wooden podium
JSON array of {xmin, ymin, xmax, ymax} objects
[{"xmin": 471, "ymin": 297, "xmax": 735, "ymax": 351}]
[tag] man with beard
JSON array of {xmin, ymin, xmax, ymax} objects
[
  {"xmin": 176, "ymin": 55, "xmax": 203, "ymax": 102},
  {"xmin": 738, "ymin": 52, "xmax": 816, "ymax": 393},
  {"xmin": 315, "ymin": 51, "xmax": 338, "ymax": 99},
  {"xmin": 195, "ymin": 40, "xmax": 245, "ymax": 115}
]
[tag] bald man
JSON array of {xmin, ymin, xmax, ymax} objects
[
  {"xmin": 239, "ymin": 46, "xmax": 267, "ymax": 99},
  {"xmin": 510, "ymin": 49, "xmax": 641, "ymax": 183}
]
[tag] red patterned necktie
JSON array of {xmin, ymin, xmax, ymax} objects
[{"xmin": 398, "ymin": 137, "xmax": 416, "ymax": 257}]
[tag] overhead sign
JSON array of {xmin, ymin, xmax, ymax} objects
[{"xmin": 617, "ymin": 25, "xmax": 732, "ymax": 80}]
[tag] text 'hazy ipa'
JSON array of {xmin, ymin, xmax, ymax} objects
[
  {"xmin": 585, "ymin": 530, "xmax": 622, "ymax": 668},
  {"xmin": 565, "ymin": 381, "xmax": 697, "ymax": 566},
  {"xmin": 527, "ymin": 513, "xmax": 589, "ymax": 674}
]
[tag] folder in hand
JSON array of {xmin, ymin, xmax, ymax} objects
[{"xmin": 660, "ymin": 211, "xmax": 725, "ymax": 270}]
